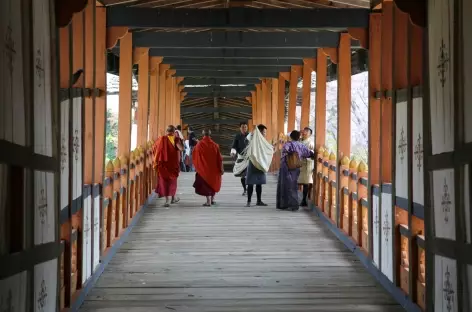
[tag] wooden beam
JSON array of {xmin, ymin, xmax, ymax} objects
[
  {"xmin": 175, "ymin": 70, "xmax": 279, "ymax": 78},
  {"xmin": 181, "ymin": 78, "xmax": 260, "ymax": 85},
  {"xmin": 256, "ymin": 84, "xmax": 263, "ymax": 125},
  {"xmin": 133, "ymin": 31, "xmax": 348, "ymax": 49},
  {"xmin": 107, "ymin": 7, "xmax": 370, "ymax": 29},
  {"xmin": 315, "ymin": 50, "xmax": 327, "ymax": 149},
  {"xmin": 164, "ymin": 58, "xmax": 304, "ymax": 66},
  {"xmin": 150, "ymin": 48, "xmax": 319, "ymax": 59}
]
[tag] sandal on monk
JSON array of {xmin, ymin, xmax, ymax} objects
[
  {"xmin": 211, "ymin": 201, "xmax": 216, "ymax": 205},
  {"xmin": 163, "ymin": 203, "xmax": 170, "ymax": 208},
  {"xmin": 203, "ymin": 203, "xmax": 211, "ymax": 207},
  {"xmin": 171, "ymin": 197, "xmax": 180, "ymax": 204}
]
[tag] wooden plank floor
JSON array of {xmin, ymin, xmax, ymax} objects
[{"xmin": 80, "ymin": 173, "xmax": 403, "ymax": 312}]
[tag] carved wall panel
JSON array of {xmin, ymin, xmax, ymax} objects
[
  {"xmin": 372, "ymin": 193, "xmax": 380, "ymax": 267},
  {"xmin": 412, "ymin": 97, "xmax": 424, "ymax": 206},
  {"xmin": 395, "ymin": 101, "xmax": 408, "ymax": 199},
  {"xmin": 0, "ymin": 0, "xmax": 26, "ymax": 145},
  {"xmin": 34, "ymin": 259, "xmax": 57, "ymax": 312},
  {"xmin": 33, "ymin": 0, "xmax": 52, "ymax": 157},
  {"xmin": 432, "ymin": 169, "xmax": 456, "ymax": 240},
  {"xmin": 381, "ymin": 192, "xmax": 393, "ymax": 282},
  {"xmin": 428, "ymin": 0, "xmax": 455, "ymax": 154},
  {"xmin": 434, "ymin": 255, "xmax": 457, "ymax": 312},
  {"xmin": 34, "ymin": 171, "xmax": 55, "ymax": 245},
  {"xmin": 465, "ymin": 165, "xmax": 471, "ymax": 243},
  {"xmin": 93, "ymin": 194, "xmax": 100, "ymax": 271},
  {"xmin": 0, "ymin": 271, "xmax": 26, "ymax": 312},
  {"xmin": 60, "ymin": 100, "xmax": 69, "ymax": 211},
  {"xmin": 82, "ymin": 194, "xmax": 92, "ymax": 283},
  {"xmin": 72, "ymin": 97, "xmax": 82, "ymax": 203},
  {"xmin": 464, "ymin": 0, "xmax": 472, "ymax": 142}
]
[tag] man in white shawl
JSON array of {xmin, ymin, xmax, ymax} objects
[
  {"xmin": 242, "ymin": 124, "xmax": 274, "ymax": 207},
  {"xmin": 298, "ymin": 127, "xmax": 315, "ymax": 206}
]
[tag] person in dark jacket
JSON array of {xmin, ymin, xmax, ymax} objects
[
  {"xmin": 230, "ymin": 122, "xmax": 249, "ymax": 195},
  {"xmin": 187, "ymin": 126, "xmax": 199, "ymax": 172}
]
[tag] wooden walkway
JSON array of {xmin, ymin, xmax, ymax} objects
[{"xmin": 80, "ymin": 173, "xmax": 403, "ymax": 312}]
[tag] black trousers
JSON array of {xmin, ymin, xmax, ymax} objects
[
  {"xmin": 241, "ymin": 177, "xmax": 246, "ymax": 191},
  {"xmin": 247, "ymin": 184, "xmax": 262, "ymax": 203},
  {"xmin": 301, "ymin": 184, "xmax": 309, "ymax": 203}
]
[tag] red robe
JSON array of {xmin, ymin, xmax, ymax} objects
[
  {"xmin": 192, "ymin": 136, "xmax": 223, "ymax": 195},
  {"xmin": 153, "ymin": 135, "xmax": 181, "ymax": 197}
]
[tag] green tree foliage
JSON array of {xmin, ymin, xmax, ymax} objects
[{"xmin": 105, "ymin": 109, "xmax": 118, "ymax": 164}]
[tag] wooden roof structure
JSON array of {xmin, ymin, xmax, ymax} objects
[{"xmin": 103, "ymin": 0, "xmax": 370, "ymax": 152}]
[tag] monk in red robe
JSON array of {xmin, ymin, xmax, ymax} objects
[
  {"xmin": 153, "ymin": 125, "xmax": 183, "ymax": 207},
  {"xmin": 192, "ymin": 129, "xmax": 224, "ymax": 206}
]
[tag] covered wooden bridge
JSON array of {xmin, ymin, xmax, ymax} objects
[{"xmin": 0, "ymin": 0, "xmax": 471, "ymax": 311}]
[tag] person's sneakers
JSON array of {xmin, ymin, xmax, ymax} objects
[
  {"xmin": 242, "ymin": 191, "xmax": 247, "ymax": 196},
  {"xmin": 300, "ymin": 201, "xmax": 308, "ymax": 207},
  {"xmin": 256, "ymin": 202, "xmax": 268, "ymax": 206},
  {"xmin": 245, "ymin": 202, "xmax": 251, "ymax": 207}
]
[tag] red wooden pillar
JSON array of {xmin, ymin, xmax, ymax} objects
[{"xmin": 315, "ymin": 51, "xmax": 327, "ymax": 150}]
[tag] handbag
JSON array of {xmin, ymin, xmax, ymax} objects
[{"xmin": 287, "ymin": 152, "xmax": 302, "ymax": 170}]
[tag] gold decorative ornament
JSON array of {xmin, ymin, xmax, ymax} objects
[
  {"xmin": 358, "ymin": 161, "xmax": 368, "ymax": 172},
  {"xmin": 106, "ymin": 160, "xmax": 114, "ymax": 171},
  {"xmin": 329, "ymin": 152, "xmax": 336, "ymax": 161},
  {"xmin": 340, "ymin": 155, "xmax": 350, "ymax": 166},
  {"xmin": 113, "ymin": 157, "xmax": 121, "ymax": 168},
  {"xmin": 350, "ymin": 159, "xmax": 358, "ymax": 169}
]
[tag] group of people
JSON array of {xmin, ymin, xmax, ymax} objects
[
  {"xmin": 230, "ymin": 122, "xmax": 315, "ymax": 211},
  {"xmin": 153, "ymin": 125, "xmax": 224, "ymax": 207},
  {"xmin": 152, "ymin": 122, "xmax": 316, "ymax": 211}
]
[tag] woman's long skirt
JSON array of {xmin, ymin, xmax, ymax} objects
[{"xmin": 276, "ymin": 163, "xmax": 301, "ymax": 209}]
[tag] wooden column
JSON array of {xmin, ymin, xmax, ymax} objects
[
  {"xmin": 158, "ymin": 64, "xmax": 169, "ymax": 134},
  {"xmin": 278, "ymin": 74, "xmax": 287, "ymax": 134},
  {"xmin": 256, "ymin": 84, "xmax": 262, "ymax": 127},
  {"xmin": 261, "ymin": 79, "xmax": 268, "ymax": 127},
  {"xmin": 337, "ymin": 34, "xmax": 352, "ymax": 160},
  {"xmin": 302, "ymin": 59, "xmax": 316, "ymax": 129},
  {"xmin": 336, "ymin": 34, "xmax": 352, "ymax": 227},
  {"xmin": 368, "ymin": 13, "xmax": 382, "ymax": 256},
  {"xmin": 381, "ymin": 2, "xmax": 394, "ymax": 183},
  {"xmin": 137, "ymin": 50, "xmax": 150, "ymax": 146},
  {"xmin": 84, "ymin": 5, "xmax": 94, "ymax": 185},
  {"xmin": 165, "ymin": 71, "xmax": 175, "ymax": 127},
  {"xmin": 149, "ymin": 57, "xmax": 162, "ymax": 141},
  {"xmin": 94, "ymin": 6, "xmax": 107, "ymax": 182},
  {"xmin": 315, "ymin": 51, "xmax": 327, "ymax": 149},
  {"xmin": 118, "ymin": 32, "xmax": 133, "ymax": 156},
  {"xmin": 251, "ymin": 91, "xmax": 257, "ymax": 126},
  {"xmin": 265, "ymin": 79, "xmax": 272, "ymax": 138},
  {"xmin": 288, "ymin": 65, "xmax": 302, "ymax": 131},
  {"xmin": 271, "ymin": 78, "xmax": 279, "ymax": 143}
]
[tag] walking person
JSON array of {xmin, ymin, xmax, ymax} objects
[
  {"xmin": 192, "ymin": 129, "xmax": 224, "ymax": 206},
  {"xmin": 276, "ymin": 130, "xmax": 314, "ymax": 211},
  {"xmin": 298, "ymin": 127, "xmax": 315, "ymax": 206},
  {"xmin": 187, "ymin": 126, "xmax": 198, "ymax": 172},
  {"xmin": 230, "ymin": 122, "xmax": 249, "ymax": 195},
  {"xmin": 244, "ymin": 124, "xmax": 274, "ymax": 207},
  {"xmin": 153, "ymin": 125, "xmax": 183, "ymax": 207}
]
